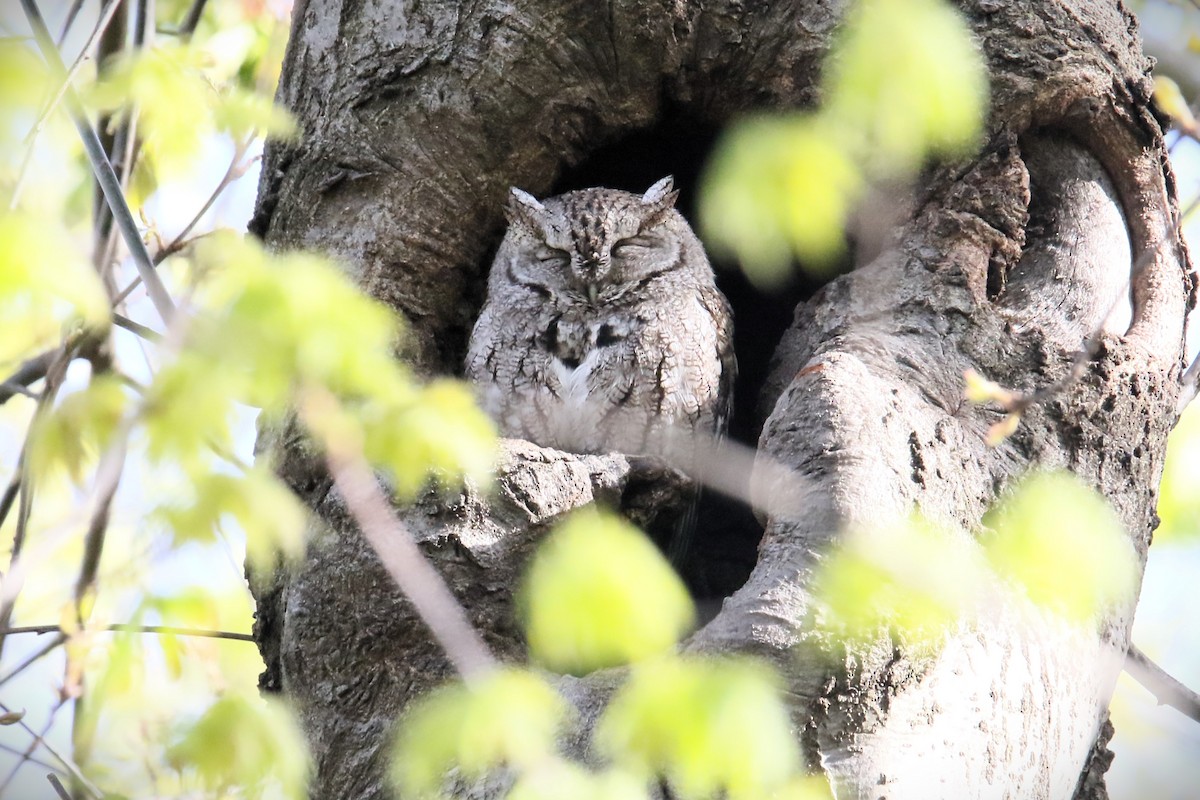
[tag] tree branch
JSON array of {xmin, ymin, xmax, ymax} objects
[
  {"xmin": 302, "ymin": 389, "xmax": 497, "ymax": 683},
  {"xmin": 19, "ymin": 0, "xmax": 176, "ymax": 326},
  {"xmin": 0, "ymin": 624, "xmax": 254, "ymax": 642},
  {"xmin": 8, "ymin": 0, "xmax": 124, "ymax": 212},
  {"xmin": 1125, "ymin": 644, "xmax": 1200, "ymax": 724}
]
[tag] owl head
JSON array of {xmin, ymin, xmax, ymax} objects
[{"xmin": 495, "ymin": 177, "xmax": 702, "ymax": 304}]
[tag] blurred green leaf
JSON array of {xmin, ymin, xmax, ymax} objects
[
  {"xmin": 700, "ymin": 0, "xmax": 986, "ymax": 283},
  {"xmin": 812, "ymin": 515, "xmax": 987, "ymax": 645},
  {"xmin": 392, "ymin": 669, "xmax": 567, "ymax": 798},
  {"xmin": 0, "ymin": 37, "xmax": 52, "ymax": 112},
  {"xmin": 508, "ymin": 761, "xmax": 651, "ymax": 800},
  {"xmin": 1156, "ymin": 403, "xmax": 1200, "ymax": 542},
  {"xmin": 701, "ymin": 115, "xmax": 862, "ymax": 282},
  {"xmin": 983, "ymin": 472, "xmax": 1137, "ymax": 620},
  {"xmin": 520, "ymin": 508, "xmax": 694, "ymax": 675},
  {"xmin": 155, "ymin": 465, "xmax": 307, "ymax": 567},
  {"xmin": 29, "ymin": 375, "xmax": 128, "ymax": 482},
  {"xmin": 1153, "ymin": 75, "xmax": 1198, "ymax": 132},
  {"xmin": 598, "ymin": 657, "xmax": 801, "ymax": 800},
  {"xmin": 184, "ymin": 231, "xmax": 496, "ymax": 495},
  {"xmin": 84, "ymin": 40, "xmax": 295, "ymax": 179},
  {"xmin": 825, "ymin": 0, "xmax": 987, "ymax": 174},
  {"xmin": 168, "ymin": 693, "xmax": 309, "ymax": 799},
  {"xmin": 0, "ymin": 210, "xmax": 110, "ymax": 368}
]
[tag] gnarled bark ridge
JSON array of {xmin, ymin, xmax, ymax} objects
[{"xmin": 251, "ymin": 1, "xmax": 1191, "ymax": 797}]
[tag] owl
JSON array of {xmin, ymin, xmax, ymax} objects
[{"xmin": 465, "ymin": 177, "xmax": 735, "ymax": 462}]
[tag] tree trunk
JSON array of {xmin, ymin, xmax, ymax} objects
[{"xmin": 249, "ymin": 0, "xmax": 1191, "ymax": 797}]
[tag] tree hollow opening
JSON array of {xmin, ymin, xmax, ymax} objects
[{"xmin": 551, "ymin": 113, "xmax": 841, "ymax": 600}]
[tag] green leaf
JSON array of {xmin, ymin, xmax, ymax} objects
[
  {"xmin": 83, "ymin": 41, "xmax": 295, "ymax": 178},
  {"xmin": 391, "ymin": 669, "xmax": 567, "ymax": 798},
  {"xmin": 1155, "ymin": 403, "xmax": 1200, "ymax": 542},
  {"xmin": 983, "ymin": 472, "xmax": 1138, "ymax": 621},
  {"xmin": 824, "ymin": 0, "xmax": 988, "ymax": 175},
  {"xmin": 812, "ymin": 515, "xmax": 989, "ymax": 644},
  {"xmin": 0, "ymin": 210, "xmax": 110, "ymax": 367},
  {"xmin": 507, "ymin": 761, "xmax": 650, "ymax": 800},
  {"xmin": 167, "ymin": 693, "xmax": 309, "ymax": 799},
  {"xmin": 186, "ymin": 231, "xmax": 496, "ymax": 495},
  {"xmin": 155, "ymin": 465, "xmax": 307, "ymax": 566},
  {"xmin": 0, "ymin": 38, "xmax": 52, "ymax": 112},
  {"xmin": 520, "ymin": 508, "xmax": 694, "ymax": 675},
  {"xmin": 597, "ymin": 657, "xmax": 801, "ymax": 799},
  {"xmin": 361, "ymin": 379, "xmax": 498, "ymax": 500},
  {"xmin": 29, "ymin": 375, "xmax": 128, "ymax": 482},
  {"xmin": 700, "ymin": 115, "xmax": 862, "ymax": 281}
]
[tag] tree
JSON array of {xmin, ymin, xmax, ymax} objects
[{"xmin": 249, "ymin": 0, "xmax": 1191, "ymax": 798}]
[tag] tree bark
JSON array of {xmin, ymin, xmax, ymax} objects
[{"xmin": 250, "ymin": 0, "xmax": 1192, "ymax": 798}]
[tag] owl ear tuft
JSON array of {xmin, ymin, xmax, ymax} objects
[
  {"xmin": 641, "ymin": 176, "xmax": 678, "ymax": 210},
  {"xmin": 505, "ymin": 188, "xmax": 548, "ymax": 229}
]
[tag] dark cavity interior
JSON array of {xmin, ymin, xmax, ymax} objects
[{"xmin": 553, "ymin": 113, "xmax": 843, "ymax": 601}]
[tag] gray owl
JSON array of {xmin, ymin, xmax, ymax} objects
[{"xmin": 465, "ymin": 177, "xmax": 735, "ymax": 461}]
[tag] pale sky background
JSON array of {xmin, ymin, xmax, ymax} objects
[{"xmin": 2, "ymin": 0, "xmax": 1200, "ymax": 797}]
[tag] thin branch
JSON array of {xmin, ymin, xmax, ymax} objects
[
  {"xmin": 177, "ymin": 0, "xmax": 211, "ymax": 38},
  {"xmin": 19, "ymin": 0, "xmax": 176, "ymax": 326},
  {"xmin": 112, "ymin": 313, "xmax": 162, "ymax": 342},
  {"xmin": 0, "ymin": 350, "xmax": 57, "ymax": 407},
  {"xmin": 301, "ymin": 388, "xmax": 497, "ymax": 683},
  {"xmin": 9, "ymin": 0, "xmax": 125, "ymax": 211},
  {"xmin": 56, "ymin": 0, "xmax": 88, "ymax": 44},
  {"xmin": 47, "ymin": 773, "xmax": 71, "ymax": 800},
  {"xmin": 9, "ymin": 704, "xmax": 105, "ymax": 800},
  {"xmin": 72, "ymin": 438, "xmax": 127, "ymax": 626},
  {"xmin": 0, "ymin": 633, "xmax": 65, "ymax": 688},
  {"xmin": 0, "ymin": 743, "xmax": 61, "ymax": 776},
  {"xmin": 0, "ymin": 346, "xmax": 73, "ymax": 661},
  {"xmin": 0, "ymin": 698, "xmax": 64, "ymax": 796},
  {"xmin": 113, "ymin": 141, "xmax": 254, "ymax": 307},
  {"xmin": 0, "ymin": 624, "xmax": 254, "ymax": 642},
  {"xmin": 1125, "ymin": 644, "xmax": 1200, "ymax": 723}
]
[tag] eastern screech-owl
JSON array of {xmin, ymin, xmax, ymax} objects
[{"xmin": 465, "ymin": 177, "xmax": 735, "ymax": 459}]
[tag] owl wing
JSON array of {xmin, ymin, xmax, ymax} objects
[{"xmin": 698, "ymin": 284, "xmax": 737, "ymax": 440}]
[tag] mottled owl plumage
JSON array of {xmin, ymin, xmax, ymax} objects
[{"xmin": 465, "ymin": 177, "xmax": 735, "ymax": 460}]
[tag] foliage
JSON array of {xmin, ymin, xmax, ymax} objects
[
  {"xmin": 0, "ymin": 0, "xmax": 1178, "ymax": 797},
  {"xmin": 700, "ymin": 0, "xmax": 987, "ymax": 282},
  {"xmin": 393, "ymin": 507, "xmax": 818, "ymax": 800},
  {"xmin": 0, "ymin": 1, "xmax": 487, "ymax": 796},
  {"xmin": 519, "ymin": 508, "xmax": 694, "ymax": 675},
  {"xmin": 1155, "ymin": 402, "xmax": 1200, "ymax": 543},
  {"xmin": 811, "ymin": 472, "xmax": 1140, "ymax": 650}
]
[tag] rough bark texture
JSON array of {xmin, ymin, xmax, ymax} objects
[{"xmin": 250, "ymin": 0, "xmax": 1192, "ymax": 798}]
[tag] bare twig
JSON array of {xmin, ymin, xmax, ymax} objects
[
  {"xmin": 0, "ymin": 350, "xmax": 57, "ymax": 406},
  {"xmin": 0, "ymin": 633, "xmax": 65, "ymax": 688},
  {"xmin": 9, "ymin": 0, "xmax": 124, "ymax": 211},
  {"xmin": 112, "ymin": 313, "xmax": 162, "ymax": 342},
  {"xmin": 0, "ymin": 698, "xmax": 99, "ymax": 800},
  {"xmin": 112, "ymin": 141, "xmax": 254, "ymax": 306},
  {"xmin": 0, "ymin": 743, "xmax": 60, "ymax": 775},
  {"xmin": 0, "ymin": 699, "xmax": 61, "ymax": 795},
  {"xmin": 0, "ymin": 624, "xmax": 254, "ymax": 642},
  {"xmin": 1125, "ymin": 644, "xmax": 1200, "ymax": 723},
  {"xmin": 72, "ymin": 438, "xmax": 127, "ymax": 626},
  {"xmin": 177, "ymin": 0, "xmax": 211, "ymax": 37},
  {"xmin": 47, "ymin": 773, "xmax": 71, "ymax": 800},
  {"xmin": 0, "ymin": 346, "xmax": 73, "ymax": 660},
  {"xmin": 20, "ymin": 0, "xmax": 176, "ymax": 326},
  {"xmin": 301, "ymin": 388, "xmax": 497, "ymax": 682}
]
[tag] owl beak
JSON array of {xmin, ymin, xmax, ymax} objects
[{"xmin": 586, "ymin": 283, "xmax": 599, "ymax": 303}]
